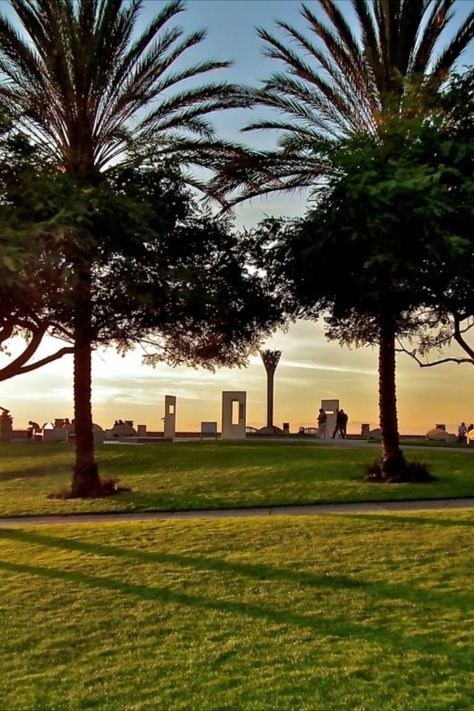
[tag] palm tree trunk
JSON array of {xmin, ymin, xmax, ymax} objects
[
  {"xmin": 71, "ymin": 261, "xmax": 101, "ymax": 497},
  {"xmin": 378, "ymin": 319, "xmax": 406, "ymax": 479}
]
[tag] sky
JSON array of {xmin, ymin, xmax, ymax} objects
[{"xmin": 1, "ymin": 0, "xmax": 474, "ymax": 435}]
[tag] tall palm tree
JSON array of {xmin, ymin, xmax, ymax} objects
[
  {"xmin": 0, "ymin": 0, "xmax": 242, "ymax": 496},
  {"xmin": 217, "ymin": 0, "xmax": 474, "ymax": 474}
]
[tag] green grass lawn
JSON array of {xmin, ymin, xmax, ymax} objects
[
  {"xmin": 0, "ymin": 440, "xmax": 473, "ymax": 517},
  {"xmin": 1, "ymin": 511, "xmax": 473, "ymax": 710}
]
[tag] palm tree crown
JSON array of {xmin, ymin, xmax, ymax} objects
[
  {"xmin": 219, "ymin": 0, "xmax": 473, "ymax": 198},
  {"xmin": 0, "ymin": 0, "xmax": 240, "ymax": 175}
]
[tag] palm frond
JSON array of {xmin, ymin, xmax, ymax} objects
[
  {"xmin": 411, "ymin": 0, "xmax": 455, "ymax": 73},
  {"xmin": 352, "ymin": 0, "xmax": 384, "ymax": 88},
  {"xmin": 276, "ymin": 20, "xmax": 379, "ymax": 125},
  {"xmin": 397, "ymin": 0, "xmax": 426, "ymax": 73},
  {"xmin": 225, "ymin": 0, "xmax": 473, "ymax": 203},
  {"xmin": 430, "ymin": 9, "xmax": 474, "ymax": 77},
  {"xmin": 300, "ymin": 3, "xmax": 371, "ymax": 99},
  {"xmin": 0, "ymin": 0, "xmax": 241, "ymax": 179}
]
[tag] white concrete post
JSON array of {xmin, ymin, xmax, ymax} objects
[
  {"xmin": 321, "ymin": 399, "xmax": 339, "ymax": 438},
  {"xmin": 164, "ymin": 395, "xmax": 176, "ymax": 439},
  {"xmin": 221, "ymin": 391, "xmax": 246, "ymax": 439}
]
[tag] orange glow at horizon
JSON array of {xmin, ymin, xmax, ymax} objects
[{"xmin": 2, "ymin": 320, "xmax": 473, "ymax": 437}]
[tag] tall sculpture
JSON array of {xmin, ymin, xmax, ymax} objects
[{"xmin": 260, "ymin": 349, "xmax": 281, "ymax": 433}]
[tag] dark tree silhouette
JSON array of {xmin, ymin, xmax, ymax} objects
[
  {"xmin": 215, "ymin": 0, "xmax": 474, "ymax": 474},
  {"xmin": 0, "ymin": 0, "xmax": 246, "ymax": 496}
]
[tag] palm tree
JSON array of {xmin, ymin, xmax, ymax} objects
[
  {"xmin": 0, "ymin": 0, "xmax": 242, "ymax": 496},
  {"xmin": 216, "ymin": 0, "xmax": 474, "ymax": 474}
]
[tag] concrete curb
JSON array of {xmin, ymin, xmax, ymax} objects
[{"xmin": 0, "ymin": 497, "xmax": 473, "ymax": 526}]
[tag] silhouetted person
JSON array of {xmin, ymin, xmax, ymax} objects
[
  {"xmin": 339, "ymin": 409, "xmax": 348, "ymax": 438},
  {"xmin": 317, "ymin": 408, "xmax": 327, "ymax": 438},
  {"xmin": 332, "ymin": 408, "xmax": 348, "ymax": 438},
  {"xmin": 27, "ymin": 420, "xmax": 40, "ymax": 438},
  {"xmin": 458, "ymin": 422, "xmax": 467, "ymax": 443}
]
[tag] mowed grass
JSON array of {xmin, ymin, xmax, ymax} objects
[
  {"xmin": 0, "ymin": 441, "xmax": 473, "ymax": 517},
  {"xmin": 0, "ymin": 512, "xmax": 473, "ymax": 710}
]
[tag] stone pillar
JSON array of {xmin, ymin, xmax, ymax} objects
[
  {"xmin": 260, "ymin": 350, "xmax": 281, "ymax": 431},
  {"xmin": 321, "ymin": 399, "xmax": 339, "ymax": 437},
  {"xmin": 164, "ymin": 396, "xmax": 176, "ymax": 439},
  {"xmin": 221, "ymin": 391, "xmax": 246, "ymax": 439}
]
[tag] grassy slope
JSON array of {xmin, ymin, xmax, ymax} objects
[
  {"xmin": 0, "ymin": 441, "xmax": 473, "ymax": 517},
  {"xmin": 0, "ymin": 512, "xmax": 473, "ymax": 710}
]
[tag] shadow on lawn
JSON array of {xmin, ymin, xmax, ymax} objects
[
  {"xmin": 0, "ymin": 552, "xmax": 470, "ymax": 669},
  {"xmin": 0, "ymin": 442, "xmax": 328, "ymax": 482},
  {"xmin": 0, "ymin": 465, "xmax": 71, "ymax": 483},
  {"xmin": 1, "ymin": 527, "xmax": 473, "ymax": 618},
  {"xmin": 341, "ymin": 513, "xmax": 474, "ymax": 528}
]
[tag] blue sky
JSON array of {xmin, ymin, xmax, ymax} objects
[{"xmin": 1, "ymin": 0, "xmax": 474, "ymax": 433}]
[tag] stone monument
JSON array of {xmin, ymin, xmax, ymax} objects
[
  {"xmin": 164, "ymin": 395, "xmax": 176, "ymax": 439},
  {"xmin": 321, "ymin": 399, "xmax": 339, "ymax": 438},
  {"xmin": 221, "ymin": 391, "xmax": 246, "ymax": 439}
]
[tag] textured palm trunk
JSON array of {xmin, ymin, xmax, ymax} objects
[
  {"xmin": 378, "ymin": 319, "xmax": 406, "ymax": 478},
  {"xmin": 71, "ymin": 261, "xmax": 101, "ymax": 497}
]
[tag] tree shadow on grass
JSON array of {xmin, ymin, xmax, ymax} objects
[
  {"xmin": 0, "ymin": 465, "xmax": 71, "ymax": 483},
  {"xmin": 0, "ymin": 528, "xmax": 472, "ymax": 616},
  {"xmin": 0, "ymin": 555, "xmax": 470, "ymax": 669},
  {"xmin": 340, "ymin": 513, "xmax": 474, "ymax": 528}
]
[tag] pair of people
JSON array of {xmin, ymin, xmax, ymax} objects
[
  {"xmin": 332, "ymin": 408, "xmax": 348, "ymax": 438},
  {"xmin": 317, "ymin": 408, "xmax": 348, "ymax": 438},
  {"xmin": 458, "ymin": 422, "xmax": 474, "ymax": 443}
]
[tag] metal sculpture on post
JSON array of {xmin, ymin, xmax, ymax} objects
[{"xmin": 259, "ymin": 349, "xmax": 282, "ymax": 434}]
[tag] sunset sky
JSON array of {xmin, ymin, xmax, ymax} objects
[{"xmin": 2, "ymin": 0, "xmax": 474, "ymax": 435}]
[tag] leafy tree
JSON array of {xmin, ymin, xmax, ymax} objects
[
  {"xmin": 215, "ymin": 0, "xmax": 474, "ymax": 473},
  {"xmin": 394, "ymin": 70, "xmax": 474, "ymax": 371},
  {"xmin": 2, "ymin": 155, "xmax": 276, "ymax": 496},
  {"xmin": 249, "ymin": 115, "xmax": 462, "ymax": 475},
  {"xmin": 0, "ymin": 0, "xmax": 246, "ymax": 495},
  {"xmin": 0, "ymin": 124, "xmax": 76, "ymax": 382}
]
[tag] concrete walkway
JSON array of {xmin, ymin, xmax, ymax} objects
[
  {"xmin": 0, "ymin": 498, "xmax": 473, "ymax": 526},
  {"xmin": 107, "ymin": 438, "xmax": 474, "ymax": 454}
]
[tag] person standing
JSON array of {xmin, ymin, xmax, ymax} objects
[
  {"xmin": 332, "ymin": 408, "xmax": 348, "ymax": 439},
  {"xmin": 458, "ymin": 422, "xmax": 468, "ymax": 443},
  {"xmin": 339, "ymin": 409, "xmax": 349, "ymax": 438},
  {"xmin": 317, "ymin": 408, "xmax": 327, "ymax": 438}
]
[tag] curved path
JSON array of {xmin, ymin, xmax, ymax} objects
[{"xmin": 0, "ymin": 497, "xmax": 473, "ymax": 526}]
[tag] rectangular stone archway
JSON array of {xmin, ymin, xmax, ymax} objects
[
  {"xmin": 321, "ymin": 399, "xmax": 339, "ymax": 438},
  {"xmin": 222, "ymin": 391, "xmax": 246, "ymax": 440},
  {"xmin": 164, "ymin": 395, "xmax": 176, "ymax": 439}
]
